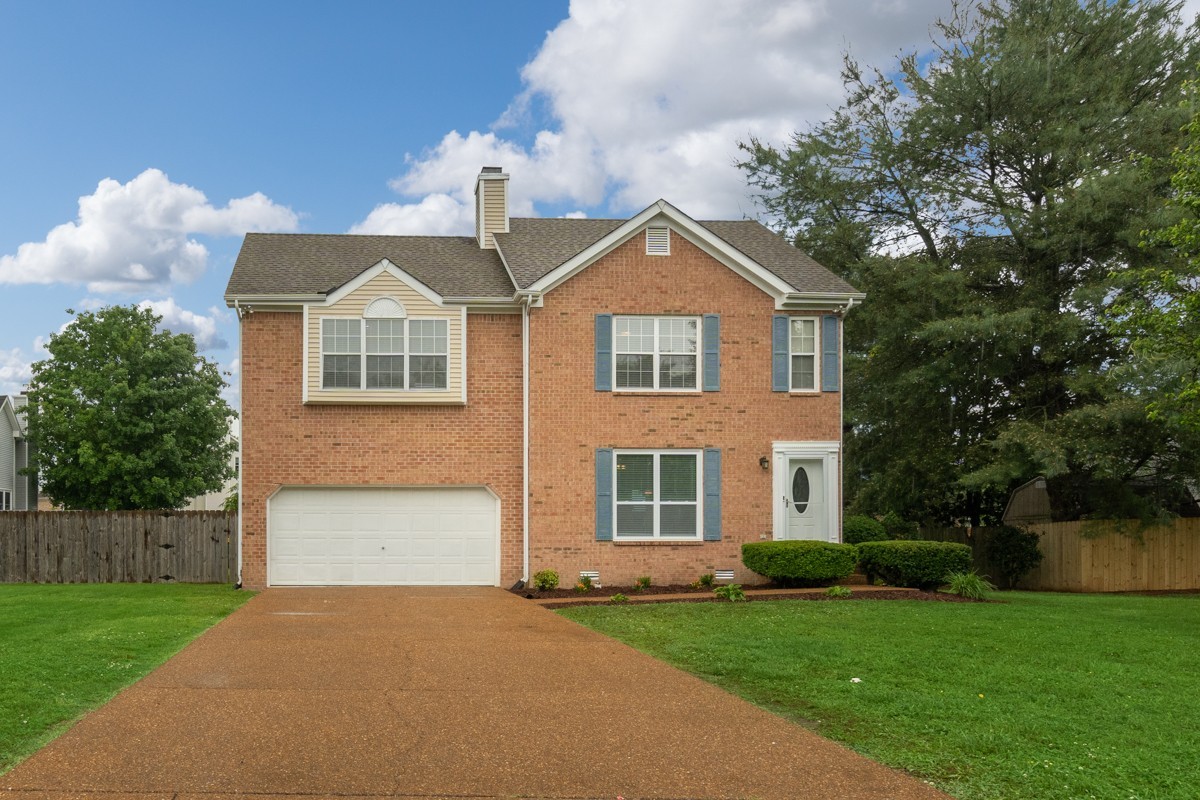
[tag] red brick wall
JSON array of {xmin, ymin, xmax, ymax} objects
[
  {"xmin": 527, "ymin": 234, "xmax": 841, "ymax": 587},
  {"xmin": 239, "ymin": 311, "xmax": 523, "ymax": 589}
]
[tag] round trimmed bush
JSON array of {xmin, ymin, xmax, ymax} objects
[
  {"xmin": 856, "ymin": 540, "xmax": 972, "ymax": 590},
  {"xmin": 741, "ymin": 541, "xmax": 858, "ymax": 586},
  {"xmin": 843, "ymin": 515, "xmax": 888, "ymax": 545}
]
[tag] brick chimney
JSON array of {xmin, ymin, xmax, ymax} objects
[{"xmin": 474, "ymin": 166, "xmax": 509, "ymax": 249}]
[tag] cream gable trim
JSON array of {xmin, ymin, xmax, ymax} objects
[
  {"xmin": 525, "ymin": 200, "xmax": 796, "ymax": 298},
  {"xmin": 323, "ymin": 259, "xmax": 444, "ymax": 307}
]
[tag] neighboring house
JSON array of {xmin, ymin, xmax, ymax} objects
[
  {"xmin": 0, "ymin": 394, "xmax": 37, "ymax": 511},
  {"xmin": 183, "ymin": 418, "xmax": 240, "ymax": 510},
  {"xmin": 225, "ymin": 167, "xmax": 863, "ymax": 589}
]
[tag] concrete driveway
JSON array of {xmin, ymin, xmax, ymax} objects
[{"xmin": 3, "ymin": 587, "xmax": 949, "ymax": 800}]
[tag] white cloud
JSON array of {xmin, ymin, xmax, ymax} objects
[
  {"xmin": 0, "ymin": 169, "xmax": 299, "ymax": 292},
  {"xmin": 350, "ymin": 0, "xmax": 949, "ymax": 231},
  {"xmin": 0, "ymin": 348, "xmax": 32, "ymax": 396},
  {"xmin": 138, "ymin": 297, "xmax": 228, "ymax": 351}
]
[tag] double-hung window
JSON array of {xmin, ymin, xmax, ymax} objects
[
  {"xmin": 614, "ymin": 316, "xmax": 698, "ymax": 390},
  {"xmin": 613, "ymin": 450, "xmax": 700, "ymax": 540},
  {"xmin": 0, "ymin": 490, "xmax": 10, "ymax": 511},
  {"xmin": 789, "ymin": 317, "xmax": 819, "ymax": 392},
  {"xmin": 321, "ymin": 316, "xmax": 448, "ymax": 391}
]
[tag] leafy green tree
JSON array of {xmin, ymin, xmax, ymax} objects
[
  {"xmin": 742, "ymin": 0, "xmax": 1200, "ymax": 524},
  {"xmin": 1112, "ymin": 78, "xmax": 1200, "ymax": 432},
  {"xmin": 24, "ymin": 305, "xmax": 236, "ymax": 510}
]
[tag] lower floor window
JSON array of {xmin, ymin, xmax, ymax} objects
[
  {"xmin": 614, "ymin": 450, "xmax": 700, "ymax": 539},
  {"xmin": 0, "ymin": 490, "xmax": 10, "ymax": 511}
]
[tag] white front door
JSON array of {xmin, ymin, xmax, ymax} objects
[{"xmin": 784, "ymin": 458, "xmax": 825, "ymax": 540}]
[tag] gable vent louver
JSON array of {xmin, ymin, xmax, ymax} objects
[{"xmin": 646, "ymin": 226, "xmax": 670, "ymax": 256}]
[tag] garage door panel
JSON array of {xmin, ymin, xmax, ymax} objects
[{"xmin": 268, "ymin": 487, "xmax": 499, "ymax": 586}]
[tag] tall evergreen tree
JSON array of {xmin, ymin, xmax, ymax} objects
[{"xmin": 742, "ymin": 0, "xmax": 1200, "ymax": 524}]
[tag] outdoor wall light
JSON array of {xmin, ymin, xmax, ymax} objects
[{"xmin": 759, "ymin": 456, "xmax": 770, "ymax": 470}]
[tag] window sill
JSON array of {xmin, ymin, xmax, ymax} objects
[
  {"xmin": 612, "ymin": 539, "xmax": 705, "ymax": 546},
  {"xmin": 611, "ymin": 390, "xmax": 704, "ymax": 396}
]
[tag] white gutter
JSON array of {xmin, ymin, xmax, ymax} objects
[
  {"xmin": 233, "ymin": 299, "xmax": 245, "ymax": 589},
  {"xmin": 837, "ymin": 297, "xmax": 859, "ymax": 543},
  {"xmin": 521, "ymin": 295, "xmax": 531, "ymax": 584}
]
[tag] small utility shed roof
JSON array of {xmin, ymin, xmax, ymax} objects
[{"xmin": 225, "ymin": 217, "xmax": 858, "ymax": 301}]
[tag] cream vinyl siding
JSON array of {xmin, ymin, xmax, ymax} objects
[
  {"xmin": 481, "ymin": 181, "xmax": 507, "ymax": 248},
  {"xmin": 306, "ymin": 272, "xmax": 465, "ymax": 404}
]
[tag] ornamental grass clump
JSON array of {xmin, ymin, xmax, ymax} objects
[
  {"xmin": 741, "ymin": 541, "xmax": 858, "ymax": 586},
  {"xmin": 856, "ymin": 540, "xmax": 971, "ymax": 590},
  {"xmin": 945, "ymin": 571, "xmax": 996, "ymax": 600}
]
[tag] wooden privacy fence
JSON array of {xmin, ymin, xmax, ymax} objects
[
  {"xmin": 922, "ymin": 518, "xmax": 1200, "ymax": 592},
  {"xmin": 0, "ymin": 510, "xmax": 236, "ymax": 584}
]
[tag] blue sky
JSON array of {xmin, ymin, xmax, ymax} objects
[{"xmin": 3, "ymin": 0, "xmax": 1195, "ymax": 402}]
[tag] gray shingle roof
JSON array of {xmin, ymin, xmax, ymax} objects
[
  {"xmin": 225, "ymin": 217, "xmax": 858, "ymax": 301},
  {"xmin": 225, "ymin": 234, "xmax": 514, "ymax": 299}
]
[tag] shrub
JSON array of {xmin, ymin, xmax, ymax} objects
[
  {"xmin": 691, "ymin": 572, "xmax": 715, "ymax": 589},
  {"xmin": 856, "ymin": 540, "xmax": 972, "ymax": 590},
  {"xmin": 741, "ymin": 541, "xmax": 858, "ymax": 586},
  {"xmin": 985, "ymin": 525, "xmax": 1044, "ymax": 589},
  {"xmin": 634, "ymin": 575, "xmax": 652, "ymax": 592},
  {"xmin": 825, "ymin": 585, "xmax": 853, "ymax": 598},
  {"xmin": 574, "ymin": 575, "xmax": 593, "ymax": 594},
  {"xmin": 881, "ymin": 510, "xmax": 920, "ymax": 540},
  {"xmin": 532, "ymin": 569, "xmax": 559, "ymax": 591},
  {"xmin": 945, "ymin": 571, "xmax": 995, "ymax": 600},
  {"xmin": 843, "ymin": 515, "xmax": 888, "ymax": 545},
  {"xmin": 609, "ymin": 593, "xmax": 629, "ymax": 604},
  {"xmin": 714, "ymin": 584, "xmax": 746, "ymax": 602}
]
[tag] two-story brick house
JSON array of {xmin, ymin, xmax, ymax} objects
[{"xmin": 225, "ymin": 167, "xmax": 862, "ymax": 590}]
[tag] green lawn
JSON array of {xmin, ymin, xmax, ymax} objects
[
  {"xmin": 0, "ymin": 583, "xmax": 252, "ymax": 773},
  {"xmin": 561, "ymin": 592, "xmax": 1199, "ymax": 800}
]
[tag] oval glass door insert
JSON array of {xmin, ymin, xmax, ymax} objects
[{"xmin": 792, "ymin": 467, "xmax": 810, "ymax": 513}]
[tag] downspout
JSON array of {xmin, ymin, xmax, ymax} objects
[
  {"xmin": 521, "ymin": 296, "xmax": 531, "ymax": 583},
  {"xmin": 837, "ymin": 298, "xmax": 857, "ymax": 543},
  {"xmin": 233, "ymin": 300, "xmax": 245, "ymax": 589}
]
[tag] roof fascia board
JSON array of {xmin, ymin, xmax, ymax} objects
[
  {"xmin": 527, "ymin": 200, "xmax": 796, "ymax": 298},
  {"xmin": 322, "ymin": 259, "xmax": 444, "ymax": 307},
  {"xmin": 777, "ymin": 292, "xmax": 867, "ymax": 312},
  {"xmin": 225, "ymin": 293, "xmax": 326, "ymax": 307},
  {"xmin": 1, "ymin": 398, "xmax": 20, "ymax": 437}
]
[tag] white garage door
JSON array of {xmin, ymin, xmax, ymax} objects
[{"xmin": 268, "ymin": 487, "xmax": 499, "ymax": 586}]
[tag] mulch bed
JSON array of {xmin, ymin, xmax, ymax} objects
[{"xmin": 513, "ymin": 584, "xmax": 981, "ymax": 608}]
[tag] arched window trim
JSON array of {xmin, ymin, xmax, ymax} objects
[{"xmin": 363, "ymin": 296, "xmax": 407, "ymax": 319}]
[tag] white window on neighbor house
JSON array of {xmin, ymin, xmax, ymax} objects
[
  {"xmin": 0, "ymin": 490, "xmax": 10, "ymax": 511},
  {"xmin": 613, "ymin": 450, "xmax": 701, "ymax": 540},
  {"xmin": 789, "ymin": 317, "xmax": 820, "ymax": 392},
  {"xmin": 614, "ymin": 316, "xmax": 699, "ymax": 391},
  {"xmin": 321, "ymin": 301, "xmax": 449, "ymax": 391}
]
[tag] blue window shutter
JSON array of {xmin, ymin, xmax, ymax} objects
[
  {"xmin": 702, "ymin": 314, "xmax": 720, "ymax": 391},
  {"xmin": 596, "ymin": 448, "xmax": 614, "ymax": 541},
  {"xmin": 772, "ymin": 315, "xmax": 789, "ymax": 392},
  {"xmin": 703, "ymin": 448, "xmax": 722, "ymax": 541},
  {"xmin": 595, "ymin": 314, "xmax": 613, "ymax": 391},
  {"xmin": 822, "ymin": 314, "xmax": 839, "ymax": 392}
]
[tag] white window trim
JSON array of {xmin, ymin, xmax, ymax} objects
[
  {"xmin": 0, "ymin": 490, "xmax": 10, "ymax": 511},
  {"xmin": 789, "ymin": 316, "xmax": 821, "ymax": 394},
  {"xmin": 613, "ymin": 315, "xmax": 701, "ymax": 392},
  {"xmin": 612, "ymin": 449, "xmax": 703, "ymax": 541},
  {"xmin": 319, "ymin": 315, "xmax": 451, "ymax": 392}
]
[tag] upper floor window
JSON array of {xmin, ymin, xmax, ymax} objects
[
  {"xmin": 790, "ymin": 317, "xmax": 819, "ymax": 392},
  {"xmin": 321, "ymin": 298, "xmax": 448, "ymax": 391},
  {"xmin": 614, "ymin": 316, "xmax": 698, "ymax": 391}
]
